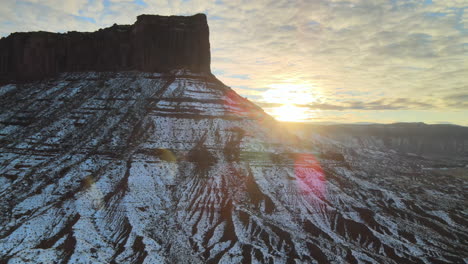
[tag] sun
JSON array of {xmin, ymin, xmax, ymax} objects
[
  {"xmin": 271, "ymin": 104, "xmax": 311, "ymax": 122},
  {"xmin": 262, "ymin": 81, "xmax": 320, "ymax": 122},
  {"xmin": 263, "ymin": 82, "xmax": 317, "ymax": 105}
]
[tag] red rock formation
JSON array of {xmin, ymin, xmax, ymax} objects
[{"xmin": 0, "ymin": 14, "xmax": 211, "ymax": 84}]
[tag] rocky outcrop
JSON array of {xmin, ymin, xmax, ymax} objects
[{"xmin": 0, "ymin": 14, "xmax": 211, "ymax": 84}]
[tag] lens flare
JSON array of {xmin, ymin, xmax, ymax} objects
[
  {"xmin": 81, "ymin": 175, "xmax": 104, "ymax": 210},
  {"xmin": 294, "ymin": 153, "xmax": 326, "ymax": 199}
]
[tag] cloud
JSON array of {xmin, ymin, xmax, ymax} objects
[
  {"xmin": 25, "ymin": 0, "xmax": 89, "ymax": 15},
  {"xmin": 256, "ymin": 97, "xmax": 435, "ymax": 111},
  {"xmin": 0, "ymin": 0, "xmax": 466, "ymax": 124},
  {"xmin": 443, "ymin": 91, "xmax": 468, "ymax": 109},
  {"xmin": 445, "ymin": 93, "xmax": 468, "ymax": 101},
  {"xmin": 336, "ymin": 98, "xmax": 435, "ymax": 110},
  {"xmin": 0, "ymin": 1, "xmax": 99, "ymax": 35}
]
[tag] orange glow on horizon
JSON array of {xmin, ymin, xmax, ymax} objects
[
  {"xmin": 270, "ymin": 104, "xmax": 312, "ymax": 122},
  {"xmin": 262, "ymin": 80, "xmax": 322, "ymax": 122}
]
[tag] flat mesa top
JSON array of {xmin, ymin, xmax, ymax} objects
[
  {"xmin": 0, "ymin": 13, "xmax": 211, "ymax": 85},
  {"xmin": 137, "ymin": 13, "xmax": 207, "ymax": 21}
]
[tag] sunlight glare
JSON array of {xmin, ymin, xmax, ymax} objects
[
  {"xmin": 263, "ymin": 81, "xmax": 320, "ymax": 122},
  {"xmin": 271, "ymin": 104, "xmax": 311, "ymax": 122},
  {"xmin": 263, "ymin": 81, "xmax": 319, "ymax": 105}
]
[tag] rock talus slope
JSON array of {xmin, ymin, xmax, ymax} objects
[{"xmin": 1, "ymin": 71, "xmax": 467, "ymax": 263}]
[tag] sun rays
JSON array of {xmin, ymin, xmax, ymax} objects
[
  {"xmin": 271, "ymin": 104, "xmax": 312, "ymax": 122},
  {"xmin": 262, "ymin": 81, "xmax": 321, "ymax": 122}
]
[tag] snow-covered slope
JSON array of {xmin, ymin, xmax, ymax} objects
[{"xmin": 1, "ymin": 71, "xmax": 467, "ymax": 263}]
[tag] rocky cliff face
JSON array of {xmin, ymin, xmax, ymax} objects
[{"xmin": 0, "ymin": 14, "xmax": 211, "ymax": 85}]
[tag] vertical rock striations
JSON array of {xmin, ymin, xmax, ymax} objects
[{"xmin": 0, "ymin": 14, "xmax": 211, "ymax": 84}]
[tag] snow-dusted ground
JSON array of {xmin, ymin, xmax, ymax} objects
[{"xmin": 0, "ymin": 72, "xmax": 467, "ymax": 263}]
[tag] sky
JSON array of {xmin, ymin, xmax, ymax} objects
[{"xmin": 1, "ymin": 0, "xmax": 467, "ymax": 125}]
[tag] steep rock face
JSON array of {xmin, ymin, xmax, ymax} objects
[
  {"xmin": 0, "ymin": 14, "xmax": 210, "ymax": 84},
  {"xmin": 0, "ymin": 71, "xmax": 467, "ymax": 263}
]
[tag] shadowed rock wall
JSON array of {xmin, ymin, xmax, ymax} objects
[{"xmin": 0, "ymin": 14, "xmax": 211, "ymax": 84}]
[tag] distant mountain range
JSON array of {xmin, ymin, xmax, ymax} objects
[{"xmin": 284, "ymin": 122, "xmax": 468, "ymax": 159}]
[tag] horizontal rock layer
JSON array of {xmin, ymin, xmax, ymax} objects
[
  {"xmin": 0, "ymin": 14, "xmax": 211, "ymax": 85},
  {"xmin": 0, "ymin": 72, "xmax": 466, "ymax": 263}
]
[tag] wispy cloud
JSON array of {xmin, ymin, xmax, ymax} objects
[
  {"xmin": 257, "ymin": 97, "xmax": 435, "ymax": 111},
  {"xmin": 0, "ymin": 0, "xmax": 467, "ymax": 124},
  {"xmin": 443, "ymin": 91, "xmax": 468, "ymax": 109}
]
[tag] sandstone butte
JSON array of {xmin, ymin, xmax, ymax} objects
[{"xmin": 0, "ymin": 14, "xmax": 211, "ymax": 85}]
